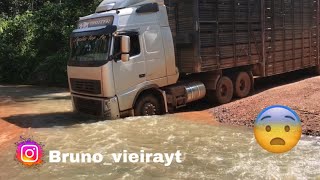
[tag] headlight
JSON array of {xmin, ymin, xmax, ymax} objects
[{"xmin": 104, "ymin": 100, "xmax": 111, "ymax": 111}]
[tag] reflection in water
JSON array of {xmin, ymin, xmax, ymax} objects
[{"xmin": 0, "ymin": 115, "xmax": 319, "ymax": 179}]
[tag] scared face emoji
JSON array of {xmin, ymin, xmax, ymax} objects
[{"xmin": 254, "ymin": 105, "xmax": 302, "ymax": 153}]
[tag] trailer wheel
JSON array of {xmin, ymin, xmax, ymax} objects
[
  {"xmin": 215, "ymin": 76, "xmax": 234, "ymax": 104},
  {"xmin": 234, "ymin": 72, "xmax": 252, "ymax": 98},
  {"xmin": 134, "ymin": 94, "xmax": 161, "ymax": 116}
]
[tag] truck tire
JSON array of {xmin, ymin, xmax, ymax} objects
[
  {"xmin": 215, "ymin": 76, "xmax": 234, "ymax": 104},
  {"xmin": 134, "ymin": 94, "xmax": 162, "ymax": 116},
  {"xmin": 234, "ymin": 72, "xmax": 252, "ymax": 98}
]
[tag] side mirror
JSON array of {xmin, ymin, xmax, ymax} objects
[{"xmin": 121, "ymin": 36, "xmax": 130, "ymax": 62}]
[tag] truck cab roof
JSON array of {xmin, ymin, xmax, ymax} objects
[{"xmin": 96, "ymin": 0, "xmax": 164, "ymax": 12}]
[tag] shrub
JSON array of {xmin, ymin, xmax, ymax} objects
[{"xmin": 0, "ymin": 0, "xmax": 101, "ymax": 86}]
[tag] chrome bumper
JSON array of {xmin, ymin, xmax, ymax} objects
[{"xmin": 71, "ymin": 93, "xmax": 120, "ymax": 120}]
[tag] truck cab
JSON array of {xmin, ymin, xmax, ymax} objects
[{"xmin": 67, "ymin": 0, "xmax": 179, "ymax": 119}]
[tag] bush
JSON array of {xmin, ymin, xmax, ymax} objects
[
  {"xmin": 0, "ymin": 12, "xmax": 37, "ymax": 83},
  {"xmin": 29, "ymin": 52, "xmax": 69, "ymax": 86},
  {"xmin": 0, "ymin": 0, "xmax": 101, "ymax": 86}
]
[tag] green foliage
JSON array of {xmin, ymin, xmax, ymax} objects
[
  {"xmin": 0, "ymin": 0, "xmax": 101, "ymax": 86},
  {"xmin": 30, "ymin": 52, "xmax": 69, "ymax": 86},
  {"xmin": 0, "ymin": 12, "xmax": 37, "ymax": 83}
]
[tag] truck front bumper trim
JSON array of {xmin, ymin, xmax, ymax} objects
[{"xmin": 72, "ymin": 93, "xmax": 120, "ymax": 120}]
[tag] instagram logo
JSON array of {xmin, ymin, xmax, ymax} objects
[
  {"xmin": 15, "ymin": 137, "xmax": 44, "ymax": 167},
  {"xmin": 21, "ymin": 145, "xmax": 39, "ymax": 162}
]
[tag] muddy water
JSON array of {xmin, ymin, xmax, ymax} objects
[
  {"xmin": 0, "ymin": 115, "xmax": 319, "ymax": 179},
  {"xmin": 0, "ymin": 86, "xmax": 319, "ymax": 179}
]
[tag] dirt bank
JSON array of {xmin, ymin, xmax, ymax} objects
[{"xmin": 210, "ymin": 76, "xmax": 320, "ymax": 136}]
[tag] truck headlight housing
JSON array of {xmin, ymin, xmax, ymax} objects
[{"xmin": 104, "ymin": 100, "xmax": 111, "ymax": 111}]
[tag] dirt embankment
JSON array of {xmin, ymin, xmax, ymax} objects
[{"xmin": 210, "ymin": 76, "xmax": 320, "ymax": 136}]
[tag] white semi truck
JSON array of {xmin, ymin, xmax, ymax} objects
[{"xmin": 68, "ymin": 0, "xmax": 320, "ymax": 119}]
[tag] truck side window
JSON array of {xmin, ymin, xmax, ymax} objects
[
  {"xmin": 129, "ymin": 34, "xmax": 140, "ymax": 57},
  {"xmin": 113, "ymin": 34, "xmax": 140, "ymax": 59},
  {"xmin": 113, "ymin": 36, "xmax": 121, "ymax": 57}
]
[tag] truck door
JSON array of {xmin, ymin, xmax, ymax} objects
[
  {"xmin": 112, "ymin": 34, "xmax": 146, "ymax": 95},
  {"xmin": 143, "ymin": 25, "xmax": 167, "ymax": 81}
]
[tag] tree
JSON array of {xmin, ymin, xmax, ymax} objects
[{"xmin": 0, "ymin": 0, "xmax": 102, "ymax": 85}]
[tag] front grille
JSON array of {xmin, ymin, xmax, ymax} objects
[
  {"xmin": 73, "ymin": 96, "xmax": 103, "ymax": 116},
  {"xmin": 70, "ymin": 78, "xmax": 101, "ymax": 95}
]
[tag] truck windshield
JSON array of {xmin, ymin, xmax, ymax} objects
[{"xmin": 70, "ymin": 34, "xmax": 110, "ymax": 62}]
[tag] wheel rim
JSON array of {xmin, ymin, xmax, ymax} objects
[
  {"xmin": 143, "ymin": 102, "xmax": 157, "ymax": 115},
  {"xmin": 220, "ymin": 84, "xmax": 228, "ymax": 97},
  {"xmin": 239, "ymin": 79, "xmax": 246, "ymax": 91}
]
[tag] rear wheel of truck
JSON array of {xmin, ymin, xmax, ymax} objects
[
  {"xmin": 134, "ymin": 95, "xmax": 162, "ymax": 116},
  {"xmin": 214, "ymin": 76, "xmax": 234, "ymax": 104},
  {"xmin": 234, "ymin": 72, "xmax": 252, "ymax": 98}
]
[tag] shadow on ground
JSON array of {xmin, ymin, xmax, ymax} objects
[{"xmin": 2, "ymin": 112, "xmax": 103, "ymax": 128}]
